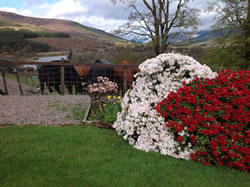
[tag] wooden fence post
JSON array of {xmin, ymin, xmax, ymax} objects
[
  {"xmin": 1, "ymin": 70, "xmax": 8, "ymax": 95},
  {"xmin": 25, "ymin": 72, "xmax": 28, "ymax": 85},
  {"xmin": 123, "ymin": 66, "xmax": 127, "ymax": 96},
  {"xmin": 15, "ymin": 72, "xmax": 23, "ymax": 95},
  {"xmin": 60, "ymin": 66, "xmax": 65, "ymax": 95},
  {"xmin": 29, "ymin": 72, "xmax": 33, "ymax": 87}
]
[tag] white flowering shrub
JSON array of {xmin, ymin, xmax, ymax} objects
[{"xmin": 113, "ymin": 53, "xmax": 217, "ymax": 159}]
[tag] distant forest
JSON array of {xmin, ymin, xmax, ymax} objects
[{"xmin": 0, "ymin": 28, "xmax": 70, "ymax": 53}]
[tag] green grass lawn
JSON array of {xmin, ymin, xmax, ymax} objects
[{"xmin": 0, "ymin": 126, "xmax": 249, "ymax": 187}]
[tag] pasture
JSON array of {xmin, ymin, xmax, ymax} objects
[{"xmin": 0, "ymin": 126, "xmax": 249, "ymax": 187}]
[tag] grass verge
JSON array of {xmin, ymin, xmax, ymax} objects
[{"xmin": 0, "ymin": 126, "xmax": 249, "ymax": 187}]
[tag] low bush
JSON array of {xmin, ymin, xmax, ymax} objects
[{"xmin": 156, "ymin": 69, "xmax": 250, "ymax": 171}]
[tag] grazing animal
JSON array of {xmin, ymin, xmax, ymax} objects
[
  {"xmin": 73, "ymin": 60, "xmax": 139, "ymax": 94},
  {"xmin": 87, "ymin": 59, "xmax": 114, "ymax": 85},
  {"xmin": 38, "ymin": 65, "xmax": 84, "ymax": 95},
  {"xmin": 113, "ymin": 61, "xmax": 140, "ymax": 91},
  {"xmin": 64, "ymin": 66, "xmax": 85, "ymax": 94},
  {"xmin": 38, "ymin": 65, "xmax": 60, "ymax": 94},
  {"xmin": 75, "ymin": 64, "xmax": 90, "ymax": 86}
]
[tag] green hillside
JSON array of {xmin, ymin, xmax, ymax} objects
[{"xmin": 0, "ymin": 10, "xmax": 126, "ymax": 43}]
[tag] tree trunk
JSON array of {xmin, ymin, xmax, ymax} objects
[
  {"xmin": 153, "ymin": 38, "xmax": 160, "ymax": 55},
  {"xmin": 160, "ymin": 39, "xmax": 167, "ymax": 54},
  {"xmin": 245, "ymin": 0, "xmax": 250, "ymax": 69}
]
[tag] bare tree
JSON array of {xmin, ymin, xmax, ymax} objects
[{"xmin": 111, "ymin": 0, "xmax": 200, "ymax": 55}]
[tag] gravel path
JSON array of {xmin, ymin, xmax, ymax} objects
[{"xmin": 0, "ymin": 95, "xmax": 91, "ymax": 125}]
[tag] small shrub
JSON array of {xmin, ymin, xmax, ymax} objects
[
  {"xmin": 156, "ymin": 69, "xmax": 250, "ymax": 171},
  {"xmin": 87, "ymin": 76, "xmax": 118, "ymax": 98}
]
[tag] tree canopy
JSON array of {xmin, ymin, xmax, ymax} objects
[{"xmin": 208, "ymin": 0, "xmax": 250, "ymax": 69}]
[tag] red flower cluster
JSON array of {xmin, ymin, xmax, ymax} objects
[{"xmin": 156, "ymin": 70, "xmax": 250, "ymax": 171}]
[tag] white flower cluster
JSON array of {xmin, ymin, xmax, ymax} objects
[{"xmin": 113, "ymin": 53, "xmax": 217, "ymax": 159}]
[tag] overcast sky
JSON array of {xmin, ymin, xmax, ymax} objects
[{"xmin": 0, "ymin": 0, "xmax": 217, "ymax": 32}]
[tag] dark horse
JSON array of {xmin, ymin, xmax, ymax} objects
[
  {"xmin": 87, "ymin": 59, "xmax": 114, "ymax": 85},
  {"xmin": 38, "ymin": 64, "xmax": 84, "ymax": 95}
]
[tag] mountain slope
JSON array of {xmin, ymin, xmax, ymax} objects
[
  {"xmin": 132, "ymin": 29, "xmax": 229, "ymax": 45},
  {"xmin": 168, "ymin": 30, "xmax": 230, "ymax": 44},
  {"xmin": 0, "ymin": 10, "xmax": 124, "ymax": 42}
]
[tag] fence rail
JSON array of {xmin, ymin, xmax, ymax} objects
[
  {"xmin": 0, "ymin": 61, "xmax": 138, "ymax": 68},
  {"xmin": 0, "ymin": 61, "xmax": 139, "ymax": 96}
]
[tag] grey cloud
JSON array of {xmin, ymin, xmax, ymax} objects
[
  {"xmin": 78, "ymin": 0, "xmax": 130, "ymax": 20},
  {"xmin": 20, "ymin": 0, "xmax": 217, "ymax": 32},
  {"xmin": 54, "ymin": 11, "xmax": 85, "ymax": 19},
  {"xmin": 22, "ymin": 0, "xmax": 42, "ymax": 6}
]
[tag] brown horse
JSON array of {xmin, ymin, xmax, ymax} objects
[
  {"xmin": 74, "ymin": 60, "xmax": 114, "ymax": 85},
  {"xmin": 113, "ymin": 61, "xmax": 139, "ymax": 91},
  {"xmin": 74, "ymin": 65, "xmax": 90, "ymax": 86}
]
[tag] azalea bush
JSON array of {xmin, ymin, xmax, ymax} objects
[
  {"xmin": 156, "ymin": 69, "xmax": 250, "ymax": 171},
  {"xmin": 113, "ymin": 53, "xmax": 217, "ymax": 159}
]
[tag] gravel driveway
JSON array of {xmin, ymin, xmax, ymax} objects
[{"xmin": 0, "ymin": 95, "xmax": 91, "ymax": 125}]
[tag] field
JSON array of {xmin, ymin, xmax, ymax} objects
[{"xmin": 0, "ymin": 126, "xmax": 249, "ymax": 187}]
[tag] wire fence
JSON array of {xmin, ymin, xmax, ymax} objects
[{"xmin": 0, "ymin": 61, "xmax": 139, "ymax": 96}]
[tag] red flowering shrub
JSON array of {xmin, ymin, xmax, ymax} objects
[{"xmin": 156, "ymin": 70, "xmax": 250, "ymax": 171}]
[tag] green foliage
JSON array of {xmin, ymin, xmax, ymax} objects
[
  {"xmin": 35, "ymin": 31, "xmax": 70, "ymax": 38},
  {"xmin": 0, "ymin": 28, "xmax": 70, "ymax": 38},
  {"xmin": 88, "ymin": 102, "xmax": 104, "ymax": 121},
  {"xmin": 0, "ymin": 126, "xmax": 249, "ymax": 186},
  {"xmin": 207, "ymin": 0, "xmax": 250, "ymax": 70},
  {"xmin": 200, "ymin": 37, "xmax": 249, "ymax": 71},
  {"xmin": 87, "ymin": 96, "xmax": 122, "ymax": 123},
  {"xmin": 70, "ymin": 45, "xmax": 154, "ymax": 65},
  {"xmin": 111, "ymin": 46, "xmax": 154, "ymax": 65},
  {"xmin": 103, "ymin": 96, "xmax": 122, "ymax": 123}
]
